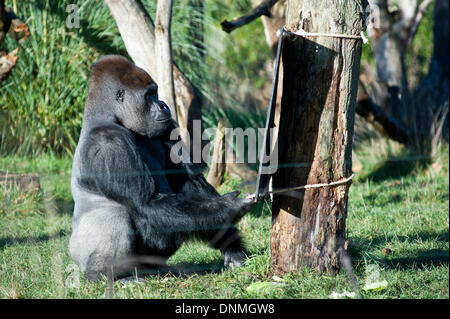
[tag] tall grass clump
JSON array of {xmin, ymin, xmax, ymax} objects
[
  {"xmin": 1, "ymin": 0, "xmax": 271, "ymax": 156},
  {"xmin": 0, "ymin": 0, "xmax": 126, "ymax": 156}
]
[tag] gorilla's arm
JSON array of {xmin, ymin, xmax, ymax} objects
[
  {"xmin": 79, "ymin": 125, "xmax": 251, "ymax": 236},
  {"xmin": 161, "ymin": 139, "xmax": 219, "ymax": 198}
]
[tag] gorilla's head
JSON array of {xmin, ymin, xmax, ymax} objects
[{"xmin": 85, "ymin": 55, "xmax": 173, "ymax": 137}]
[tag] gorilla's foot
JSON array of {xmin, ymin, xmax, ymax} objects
[{"xmin": 223, "ymin": 250, "xmax": 245, "ymax": 269}]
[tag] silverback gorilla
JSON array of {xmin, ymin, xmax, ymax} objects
[{"xmin": 70, "ymin": 55, "xmax": 255, "ymax": 280}]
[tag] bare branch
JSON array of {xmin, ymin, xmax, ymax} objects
[
  {"xmin": 221, "ymin": 0, "xmax": 280, "ymax": 33},
  {"xmin": 408, "ymin": 0, "xmax": 434, "ymax": 45},
  {"xmin": 356, "ymin": 82, "xmax": 410, "ymax": 144},
  {"xmin": 155, "ymin": 0, "xmax": 177, "ymax": 121}
]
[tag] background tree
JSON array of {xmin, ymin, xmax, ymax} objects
[
  {"xmin": 222, "ymin": 0, "xmax": 449, "ymax": 158},
  {"xmin": 360, "ymin": 0, "xmax": 449, "ymax": 157}
]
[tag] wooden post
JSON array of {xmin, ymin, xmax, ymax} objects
[{"xmin": 271, "ymin": 0, "xmax": 364, "ymax": 275}]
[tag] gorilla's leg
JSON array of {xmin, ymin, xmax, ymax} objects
[
  {"xmin": 69, "ymin": 207, "xmax": 135, "ymax": 281},
  {"xmin": 197, "ymin": 226, "xmax": 246, "ymax": 269}
]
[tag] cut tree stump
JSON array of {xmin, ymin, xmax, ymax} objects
[
  {"xmin": 207, "ymin": 119, "xmax": 227, "ymax": 188},
  {"xmin": 206, "ymin": 118, "xmax": 257, "ymax": 188},
  {"xmin": 0, "ymin": 171, "xmax": 40, "ymax": 192}
]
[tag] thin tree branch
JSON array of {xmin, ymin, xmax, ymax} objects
[
  {"xmin": 155, "ymin": 0, "xmax": 177, "ymax": 121},
  {"xmin": 221, "ymin": 0, "xmax": 280, "ymax": 33},
  {"xmin": 408, "ymin": 0, "xmax": 433, "ymax": 45},
  {"xmin": 356, "ymin": 82, "xmax": 410, "ymax": 144}
]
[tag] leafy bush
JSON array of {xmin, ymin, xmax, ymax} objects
[{"xmin": 0, "ymin": 0, "xmax": 125, "ymax": 155}]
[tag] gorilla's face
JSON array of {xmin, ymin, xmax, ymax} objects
[
  {"xmin": 87, "ymin": 56, "xmax": 174, "ymax": 138},
  {"xmin": 115, "ymin": 78, "xmax": 173, "ymax": 138}
]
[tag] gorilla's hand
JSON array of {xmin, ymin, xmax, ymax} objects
[{"xmin": 221, "ymin": 191, "xmax": 256, "ymax": 223}]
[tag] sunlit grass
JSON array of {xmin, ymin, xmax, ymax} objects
[{"xmin": 0, "ymin": 139, "xmax": 447, "ymax": 298}]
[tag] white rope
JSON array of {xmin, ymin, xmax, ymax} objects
[
  {"xmin": 278, "ymin": 27, "xmax": 368, "ymax": 44},
  {"xmin": 271, "ymin": 173, "xmax": 355, "ymax": 195},
  {"xmin": 247, "ymin": 173, "xmax": 355, "ymax": 200}
]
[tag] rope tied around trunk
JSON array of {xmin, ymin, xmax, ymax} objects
[
  {"xmin": 247, "ymin": 173, "xmax": 355, "ymax": 200},
  {"xmin": 277, "ymin": 27, "xmax": 368, "ymax": 43}
]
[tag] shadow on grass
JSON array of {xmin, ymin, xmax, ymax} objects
[
  {"xmin": 383, "ymin": 249, "xmax": 449, "ymax": 270},
  {"xmin": 360, "ymin": 154, "xmax": 430, "ymax": 183},
  {"xmin": 0, "ymin": 230, "xmax": 67, "ymax": 250},
  {"xmin": 349, "ymin": 230, "xmax": 449, "ymax": 270},
  {"xmin": 136, "ymin": 261, "xmax": 226, "ymax": 278},
  {"xmin": 55, "ymin": 198, "xmax": 74, "ymax": 216},
  {"xmin": 362, "ymin": 192, "xmax": 404, "ymax": 206}
]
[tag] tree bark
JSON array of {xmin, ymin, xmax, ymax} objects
[
  {"xmin": 367, "ymin": 0, "xmax": 419, "ymax": 128},
  {"xmin": 155, "ymin": 0, "xmax": 177, "ymax": 121},
  {"xmin": 104, "ymin": 0, "xmax": 201, "ymax": 143},
  {"xmin": 413, "ymin": 0, "xmax": 449, "ymax": 148},
  {"xmin": 207, "ymin": 119, "xmax": 227, "ymax": 188},
  {"xmin": 221, "ymin": 0, "xmax": 280, "ymax": 33},
  {"xmin": 271, "ymin": 0, "xmax": 364, "ymax": 275}
]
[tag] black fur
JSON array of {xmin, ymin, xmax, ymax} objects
[{"xmin": 70, "ymin": 55, "xmax": 254, "ymax": 280}]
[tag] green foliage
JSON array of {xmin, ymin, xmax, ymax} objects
[
  {"xmin": 0, "ymin": 0, "xmax": 271, "ymax": 155},
  {"xmin": 0, "ymin": 0, "xmax": 125, "ymax": 155},
  {"xmin": 0, "ymin": 0, "xmax": 438, "ymax": 156}
]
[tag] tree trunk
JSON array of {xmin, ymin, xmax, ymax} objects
[
  {"xmin": 413, "ymin": 0, "xmax": 449, "ymax": 148},
  {"xmin": 155, "ymin": 0, "xmax": 177, "ymax": 121},
  {"xmin": 271, "ymin": 0, "xmax": 364, "ymax": 275}
]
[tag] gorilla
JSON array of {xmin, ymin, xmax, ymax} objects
[{"xmin": 69, "ymin": 55, "xmax": 255, "ymax": 281}]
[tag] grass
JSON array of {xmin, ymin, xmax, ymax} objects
[
  {"xmin": 0, "ymin": 0, "xmax": 446, "ymax": 299},
  {"xmin": 0, "ymin": 139, "xmax": 447, "ymax": 299}
]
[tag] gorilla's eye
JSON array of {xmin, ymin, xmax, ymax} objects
[
  {"xmin": 116, "ymin": 89, "xmax": 125, "ymax": 103},
  {"xmin": 147, "ymin": 84, "xmax": 158, "ymax": 97}
]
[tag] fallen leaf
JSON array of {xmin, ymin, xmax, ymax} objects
[
  {"xmin": 246, "ymin": 281, "xmax": 285, "ymax": 296},
  {"xmin": 362, "ymin": 280, "xmax": 388, "ymax": 292},
  {"xmin": 353, "ymin": 162, "xmax": 363, "ymax": 173},
  {"xmin": 431, "ymin": 162, "xmax": 442, "ymax": 173},
  {"xmin": 329, "ymin": 290, "xmax": 356, "ymax": 299}
]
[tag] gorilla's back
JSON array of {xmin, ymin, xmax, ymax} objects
[{"xmin": 70, "ymin": 134, "xmax": 134, "ymax": 275}]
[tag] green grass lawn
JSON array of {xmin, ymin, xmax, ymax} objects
[{"xmin": 0, "ymin": 140, "xmax": 448, "ymax": 299}]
